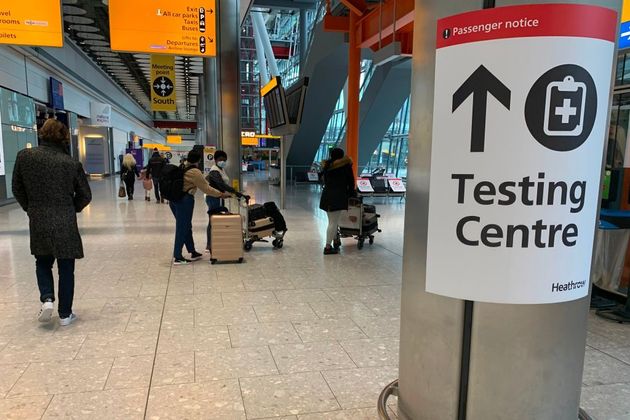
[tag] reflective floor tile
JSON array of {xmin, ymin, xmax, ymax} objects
[
  {"xmin": 146, "ymin": 381, "xmax": 245, "ymax": 419},
  {"xmin": 157, "ymin": 326, "xmax": 230, "ymax": 353},
  {"xmin": 229, "ymin": 322, "xmax": 302, "ymax": 348},
  {"xmin": 270, "ymin": 341, "xmax": 356, "ymax": 374},
  {"xmin": 581, "ymin": 382, "xmax": 630, "ymax": 420},
  {"xmin": 9, "ymin": 358, "xmax": 113, "ymax": 397},
  {"xmin": 351, "ymin": 316, "xmax": 400, "ymax": 339},
  {"xmin": 0, "ymin": 363, "xmax": 28, "ymax": 398},
  {"xmin": 293, "ymin": 318, "xmax": 367, "ymax": 343},
  {"xmin": 582, "ymin": 348, "xmax": 630, "ymax": 386},
  {"xmin": 42, "ymin": 388, "xmax": 147, "ymax": 420},
  {"xmin": 164, "ymin": 293, "xmax": 222, "ymax": 310},
  {"xmin": 106, "ymin": 355, "xmax": 154, "ymax": 390},
  {"xmin": 297, "ymin": 408, "xmax": 380, "ymax": 419},
  {"xmin": 240, "ymin": 372, "xmax": 340, "ymax": 418},
  {"xmin": 195, "ymin": 306, "xmax": 258, "ymax": 327},
  {"xmin": 76, "ymin": 331, "xmax": 158, "ymax": 359},
  {"xmin": 308, "ymin": 301, "xmax": 376, "ymax": 320},
  {"xmin": 243, "ymin": 277, "xmax": 296, "ymax": 291},
  {"xmin": 195, "ymin": 346, "xmax": 278, "ymax": 381},
  {"xmin": 0, "ymin": 335, "xmax": 86, "ymax": 364},
  {"xmin": 339, "ymin": 338, "xmax": 400, "ymax": 368},
  {"xmin": 253, "ymin": 303, "xmax": 319, "ymax": 323},
  {"xmin": 0, "ymin": 396, "xmax": 52, "ymax": 419},
  {"xmin": 222, "ymin": 291, "xmax": 279, "ymax": 306},
  {"xmin": 322, "ymin": 366, "xmax": 399, "ymax": 410},
  {"xmin": 152, "ymin": 352, "xmax": 195, "ymax": 386},
  {"xmin": 274, "ymin": 289, "xmax": 332, "ymax": 304}
]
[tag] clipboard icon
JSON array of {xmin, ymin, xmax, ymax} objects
[{"xmin": 543, "ymin": 76, "xmax": 586, "ymax": 137}]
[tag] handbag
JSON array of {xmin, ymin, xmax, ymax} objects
[{"xmin": 118, "ymin": 184, "xmax": 126, "ymax": 198}]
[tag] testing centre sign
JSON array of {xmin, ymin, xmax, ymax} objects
[{"xmin": 425, "ymin": 4, "xmax": 617, "ymax": 304}]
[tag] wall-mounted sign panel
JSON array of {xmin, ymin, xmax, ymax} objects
[
  {"xmin": 150, "ymin": 55, "xmax": 177, "ymax": 112},
  {"xmin": 109, "ymin": 0, "xmax": 216, "ymax": 56},
  {"xmin": 90, "ymin": 102, "xmax": 111, "ymax": 127},
  {"xmin": 0, "ymin": 1, "xmax": 63, "ymax": 47},
  {"xmin": 426, "ymin": 4, "xmax": 617, "ymax": 304}
]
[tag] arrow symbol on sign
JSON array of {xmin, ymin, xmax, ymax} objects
[{"xmin": 452, "ymin": 65, "xmax": 511, "ymax": 153}]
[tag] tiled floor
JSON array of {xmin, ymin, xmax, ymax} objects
[{"xmin": 0, "ymin": 174, "xmax": 627, "ymax": 419}]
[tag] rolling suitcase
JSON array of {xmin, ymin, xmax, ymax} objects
[
  {"xmin": 249, "ymin": 217, "xmax": 275, "ymax": 237},
  {"xmin": 210, "ymin": 214, "xmax": 244, "ymax": 264}
]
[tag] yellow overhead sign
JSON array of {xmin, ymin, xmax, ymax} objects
[
  {"xmin": 260, "ymin": 77, "xmax": 279, "ymax": 97},
  {"xmin": 242, "ymin": 138, "xmax": 259, "ymax": 146},
  {"xmin": 167, "ymin": 135, "xmax": 182, "ymax": 144},
  {"xmin": 109, "ymin": 0, "xmax": 216, "ymax": 56},
  {"xmin": 0, "ymin": 1, "xmax": 63, "ymax": 47},
  {"xmin": 624, "ymin": 0, "xmax": 630, "ymax": 22},
  {"xmin": 150, "ymin": 55, "xmax": 177, "ymax": 112}
]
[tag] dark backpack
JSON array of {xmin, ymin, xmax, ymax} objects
[
  {"xmin": 160, "ymin": 164, "xmax": 193, "ymax": 202},
  {"xmin": 263, "ymin": 201, "xmax": 287, "ymax": 232}
]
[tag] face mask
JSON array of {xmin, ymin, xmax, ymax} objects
[{"xmin": 217, "ymin": 161, "xmax": 227, "ymax": 169}]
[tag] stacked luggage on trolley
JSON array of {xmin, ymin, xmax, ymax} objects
[
  {"xmin": 337, "ymin": 196, "xmax": 381, "ymax": 250},
  {"xmin": 244, "ymin": 201, "xmax": 287, "ymax": 251},
  {"xmin": 209, "ymin": 197, "xmax": 287, "ymax": 265}
]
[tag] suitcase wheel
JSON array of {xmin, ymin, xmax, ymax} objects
[
  {"xmin": 369, "ymin": 236, "xmax": 374, "ymax": 245},
  {"xmin": 210, "ymin": 259, "xmax": 217, "ymax": 265},
  {"xmin": 357, "ymin": 238, "xmax": 365, "ymax": 250},
  {"xmin": 244, "ymin": 241, "xmax": 253, "ymax": 252},
  {"xmin": 272, "ymin": 239, "xmax": 283, "ymax": 249},
  {"xmin": 238, "ymin": 257, "xmax": 244, "ymax": 263}
]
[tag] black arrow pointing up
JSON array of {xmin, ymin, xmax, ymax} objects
[{"xmin": 452, "ymin": 65, "xmax": 511, "ymax": 153}]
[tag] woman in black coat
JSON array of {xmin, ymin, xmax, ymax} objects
[
  {"xmin": 121, "ymin": 153, "xmax": 140, "ymax": 200},
  {"xmin": 12, "ymin": 119, "xmax": 92, "ymax": 326},
  {"xmin": 319, "ymin": 148, "xmax": 355, "ymax": 255}
]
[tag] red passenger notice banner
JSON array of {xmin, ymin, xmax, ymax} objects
[
  {"xmin": 426, "ymin": 4, "xmax": 617, "ymax": 304},
  {"xmin": 436, "ymin": 4, "xmax": 616, "ymax": 49}
]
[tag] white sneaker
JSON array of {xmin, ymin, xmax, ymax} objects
[
  {"xmin": 37, "ymin": 301, "xmax": 54, "ymax": 323},
  {"xmin": 59, "ymin": 313, "xmax": 77, "ymax": 326}
]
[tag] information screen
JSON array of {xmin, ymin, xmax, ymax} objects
[
  {"xmin": 0, "ymin": 1, "xmax": 63, "ymax": 47},
  {"xmin": 109, "ymin": 0, "xmax": 216, "ymax": 56}
]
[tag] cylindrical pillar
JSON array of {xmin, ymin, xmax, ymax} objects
[
  {"xmin": 346, "ymin": 11, "xmax": 360, "ymax": 177},
  {"xmin": 398, "ymin": 1, "xmax": 621, "ymax": 420},
  {"xmin": 252, "ymin": 13, "xmax": 270, "ymax": 85},
  {"xmin": 213, "ymin": 0, "xmax": 241, "ymax": 185},
  {"xmin": 202, "ymin": 58, "xmax": 219, "ymax": 146}
]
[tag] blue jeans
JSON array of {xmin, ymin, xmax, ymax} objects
[
  {"xmin": 35, "ymin": 256, "xmax": 75, "ymax": 318},
  {"xmin": 170, "ymin": 194, "xmax": 196, "ymax": 259},
  {"xmin": 206, "ymin": 196, "xmax": 222, "ymax": 250}
]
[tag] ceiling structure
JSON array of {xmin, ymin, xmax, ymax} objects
[{"xmin": 60, "ymin": 0, "xmax": 202, "ymax": 122}]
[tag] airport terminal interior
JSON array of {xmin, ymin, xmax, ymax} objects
[{"xmin": 2, "ymin": 0, "xmax": 630, "ymax": 419}]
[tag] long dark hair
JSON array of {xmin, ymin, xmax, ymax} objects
[{"xmin": 326, "ymin": 148, "xmax": 344, "ymax": 167}]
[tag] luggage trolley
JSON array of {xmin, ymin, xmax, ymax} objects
[
  {"xmin": 241, "ymin": 199, "xmax": 286, "ymax": 251},
  {"xmin": 337, "ymin": 196, "xmax": 381, "ymax": 250}
]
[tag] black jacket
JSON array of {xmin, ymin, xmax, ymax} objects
[
  {"xmin": 206, "ymin": 168, "xmax": 237, "ymax": 194},
  {"xmin": 121, "ymin": 164, "xmax": 139, "ymax": 182},
  {"xmin": 12, "ymin": 142, "xmax": 92, "ymax": 259},
  {"xmin": 319, "ymin": 156, "xmax": 355, "ymax": 212},
  {"xmin": 146, "ymin": 153, "xmax": 166, "ymax": 179}
]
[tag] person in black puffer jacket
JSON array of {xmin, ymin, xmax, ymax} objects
[
  {"xmin": 146, "ymin": 149, "xmax": 166, "ymax": 203},
  {"xmin": 319, "ymin": 148, "xmax": 355, "ymax": 255}
]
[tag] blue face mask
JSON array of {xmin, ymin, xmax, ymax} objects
[{"xmin": 217, "ymin": 160, "xmax": 227, "ymax": 169}]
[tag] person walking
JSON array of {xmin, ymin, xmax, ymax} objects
[
  {"xmin": 170, "ymin": 149, "xmax": 230, "ymax": 265},
  {"xmin": 12, "ymin": 118, "xmax": 92, "ymax": 326},
  {"xmin": 319, "ymin": 148, "xmax": 355, "ymax": 255},
  {"xmin": 205, "ymin": 150, "xmax": 248, "ymax": 253},
  {"xmin": 146, "ymin": 148, "xmax": 166, "ymax": 203},
  {"xmin": 121, "ymin": 153, "xmax": 139, "ymax": 200}
]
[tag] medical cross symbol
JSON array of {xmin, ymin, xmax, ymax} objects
[{"xmin": 555, "ymin": 98, "xmax": 577, "ymax": 124}]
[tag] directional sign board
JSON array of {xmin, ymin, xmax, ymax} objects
[
  {"xmin": 0, "ymin": 1, "xmax": 63, "ymax": 47},
  {"xmin": 109, "ymin": 0, "xmax": 216, "ymax": 56},
  {"xmin": 150, "ymin": 55, "xmax": 176, "ymax": 111},
  {"xmin": 426, "ymin": 4, "xmax": 617, "ymax": 304},
  {"xmin": 620, "ymin": 0, "xmax": 630, "ymax": 49}
]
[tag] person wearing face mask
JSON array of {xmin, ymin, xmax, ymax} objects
[{"xmin": 204, "ymin": 150, "xmax": 248, "ymax": 253}]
